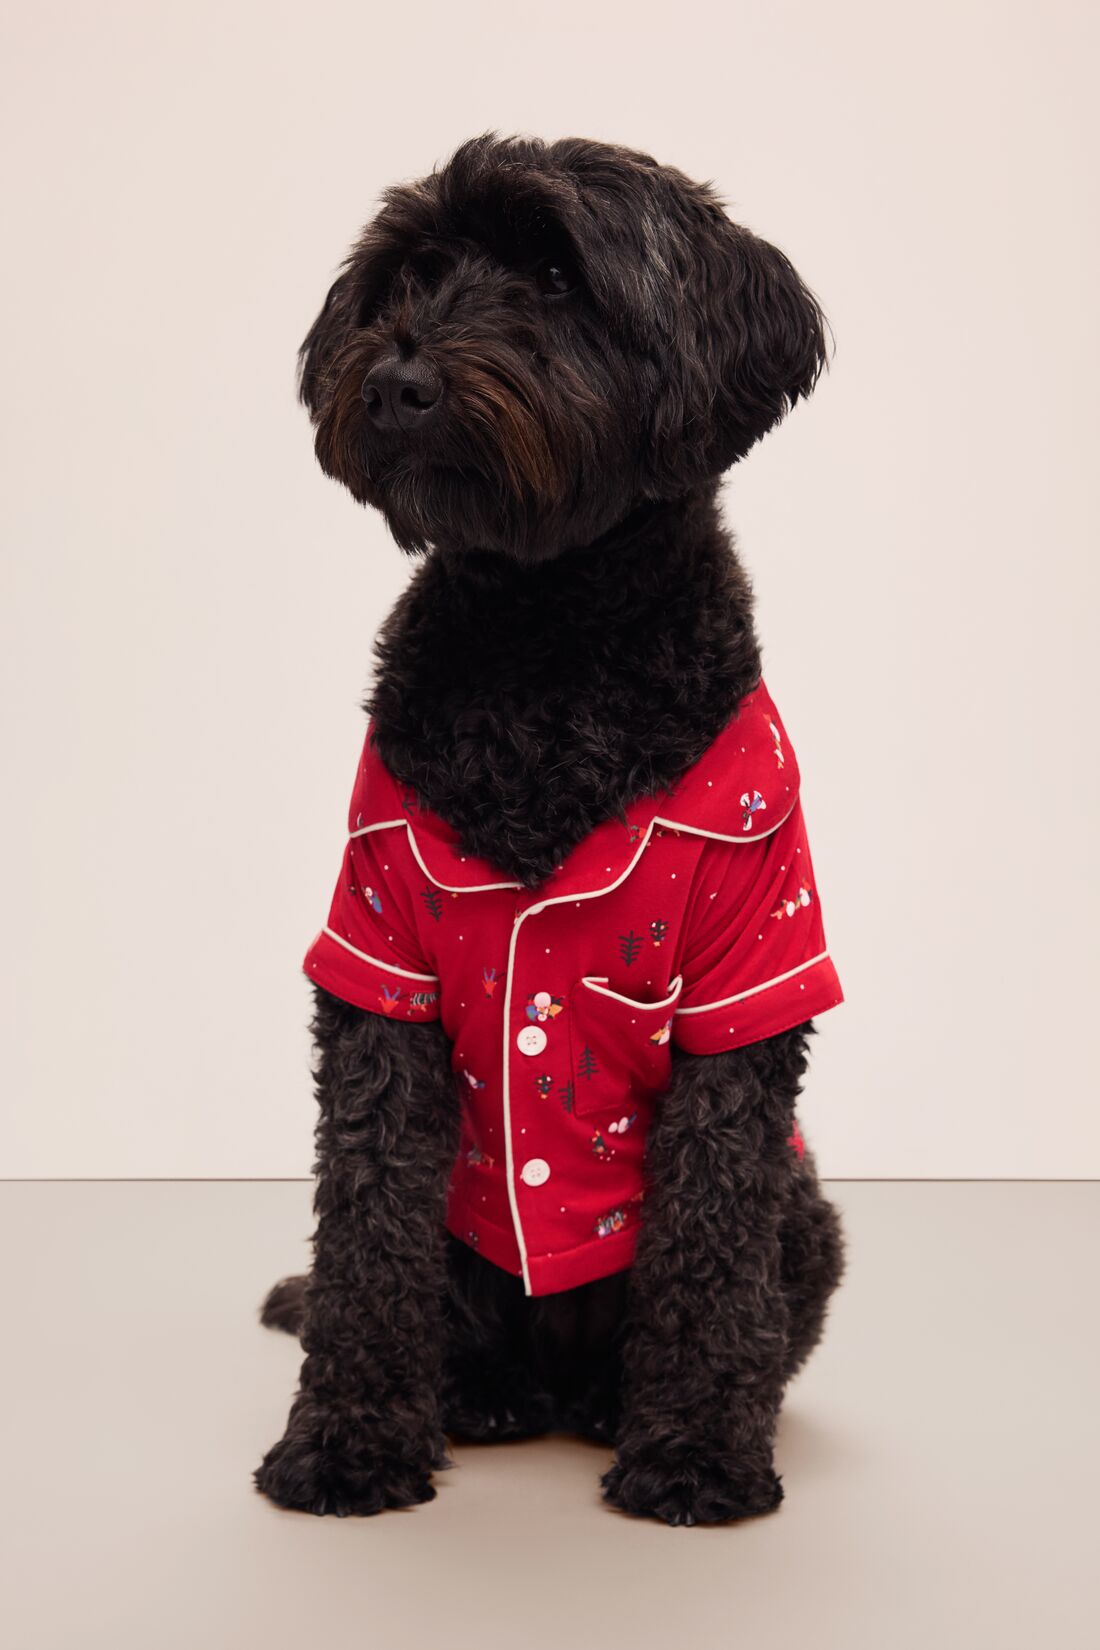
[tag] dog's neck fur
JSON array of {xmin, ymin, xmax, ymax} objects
[{"xmin": 367, "ymin": 483, "xmax": 762, "ymax": 888}]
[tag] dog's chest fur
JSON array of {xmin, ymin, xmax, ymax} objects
[{"xmin": 367, "ymin": 488, "xmax": 762, "ymax": 889}]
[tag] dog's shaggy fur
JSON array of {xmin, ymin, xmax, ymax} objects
[{"xmin": 255, "ymin": 132, "xmax": 845, "ymax": 1525}]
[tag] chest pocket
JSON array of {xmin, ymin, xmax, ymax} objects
[{"xmin": 567, "ymin": 974, "xmax": 684, "ymax": 1120}]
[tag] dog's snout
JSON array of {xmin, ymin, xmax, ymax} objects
[{"xmin": 361, "ymin": 353, "xmax": 443, "ymax": 432}]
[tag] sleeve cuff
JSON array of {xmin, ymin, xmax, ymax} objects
[
  {"xmin": 671, "ymin": 951, "xmax": 843, "ymax": 1055},
  {"xmin": 302, "ymin": 927, "xmax": 441, "ymax": 1020}
]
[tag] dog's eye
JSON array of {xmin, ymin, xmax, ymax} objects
[{"xmin": 534, "ymin": 257, "xmax": 577, "ymax": 298}]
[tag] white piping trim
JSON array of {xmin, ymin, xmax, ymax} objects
[
  {"xmin": 500, "ymin": 910, "xmax": 532, "ymax": 1292},
  {"xmin": 349, "ymin": 818, "xmax": 408, "ymax": 839},
  {"xmin": 320, "ymin": 926, "xmax": 440, "ymax": 983},
  {"xmin": 578, "ymin": 974, "xmax": 684, "ymax": 1012},
  {"xmin": 650, "ymin": 800, "xmax": 798, "ymax": 845},
  {"xmin": 403, "ymin": 822, "xmax": 522, "ymax": 893},
  {"xmin": 348, "ymin": 799, "xmax": 798, "ymax": 897},
  {"xmin": 674, "ymin": 950, "xmax": 831, "ymax": 1015}
]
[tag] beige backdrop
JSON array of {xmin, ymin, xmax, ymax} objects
[{"xmin": 1, "ymin": 1, "xmax": 1096, "ymax": 1178}]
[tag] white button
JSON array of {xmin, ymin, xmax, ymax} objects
[
  {"xmin": 520, "ymin": 1158, "xmax": 551, "ymax": 1187},
  {"xmin": 516, "ymin": 1025, "xmax": 548, "ymax": 1057}
]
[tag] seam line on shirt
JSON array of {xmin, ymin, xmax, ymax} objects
[
  {"xmin": 319, "ymin": 927, "xmax": 440, "ymax": 983},
  {"xmin": 675, "ymin": 950, "xmax": 831, "ymax": 1015}
]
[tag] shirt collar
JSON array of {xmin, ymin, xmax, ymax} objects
[{"xmin": 353, "ymin": 680, "xmax": 799, "ymax": 902}]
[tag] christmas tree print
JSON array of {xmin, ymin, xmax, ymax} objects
[
  {"xmin": 558, "ymin": 1080, "xmax": 574, "ymax": 1113},
  {"xmin": 649, "ymin": 917, "xmax": 669, "ymax": 948},
  {"xmin": 619, "ymin": 929, "xmax": 643, "ymax": 967},
  {"xmin": 577, "ymin": 1045, "xmax": 599, "ymax": 1082},
  {"xmin": 534, "ymin": 1072, "xmax": 554, "ymax": 1099},
  {"xmin": 420, "ymin": 885, "xmax": 444, "ymax": 922}
]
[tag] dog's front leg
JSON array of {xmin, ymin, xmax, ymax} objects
[
  {"xmin": 255, "ymin": 986, "xmax": 458, "ymax": 1516},
  {"xmin": 603, "ymin": 1029, "xmax": 808, "ymax": 1525}
]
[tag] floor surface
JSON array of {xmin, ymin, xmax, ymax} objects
[{"xmin": 2, "ymin": 1181, "xmax": 1096, "ymax": 1649}]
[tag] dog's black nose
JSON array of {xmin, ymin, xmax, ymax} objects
[{"xmin": 361, "ymin": 353, "xmax": 443, "ymax": 431}]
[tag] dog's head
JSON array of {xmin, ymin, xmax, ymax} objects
[{"xmin": 299, "ymin": 133, "xmax": 828, "ymax": 561}]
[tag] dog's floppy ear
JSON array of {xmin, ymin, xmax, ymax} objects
[
  {"xmin": 712, "ymin": 224, "xmax": 829, "ymax": 463},
  {"xmin": 648, "ymin": 198, "xmax": 829, "ymax": 483},
  {"xmin": 297, "ymin": 265, "xmax": 359, "ymax": 419}
]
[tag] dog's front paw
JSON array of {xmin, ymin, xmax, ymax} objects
[
  {"xmin": 255, "ymin": 1428, "xmax": 440, "ymax": 1517},
  {"xmin": 601, "ymin": 1449, "xmax": 783, "ymax": 1526}
]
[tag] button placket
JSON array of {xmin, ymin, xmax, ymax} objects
[{"xmin": 501, "ymin": 898, "xmax": 551, "ymax": 1293}]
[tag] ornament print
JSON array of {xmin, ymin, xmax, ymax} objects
[
  {"xmin": 771, "ymin": 881, "xmax": 813, "ymax": 921},
  {"xmin": 349, "ymin": 881, "xmax": 383, "ymax": 913},
  {"xmin": 526, "ymin": 991, "xmax": 565, "ymax": 1024},
  {"xmin": 740, "ymin": 790, "xmax": 766, "ymax": 831},
  {"xmin": 593, "ymin": 1191, "xmax": 644, "ymax": 1237},
  {"xmin": 593, "ymin": 1115, "xmax": 638, "ymax": 1155}
]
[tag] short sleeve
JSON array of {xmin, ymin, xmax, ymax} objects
[
  {"xmin": 672, "ymin": 797, "xmax": 843, "ymax": 1054},
  {"xmin": 301, "ymin": 746, "xmax": 441, "ymax": 1022}
]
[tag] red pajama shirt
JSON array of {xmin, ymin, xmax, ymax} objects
[{"xmin": 303, "ymin": 680, "xmax": 843, "ymax": 1297}]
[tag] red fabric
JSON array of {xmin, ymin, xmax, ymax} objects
[{"xmin": 303, "ymin": 680, "xmax": 843, "ymax": 1297}]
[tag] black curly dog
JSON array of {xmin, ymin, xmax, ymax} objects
[{"xmin": 255, "ymin": 133, "xmax": 845, "ymax": 1525}]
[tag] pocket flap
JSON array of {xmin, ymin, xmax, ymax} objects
[{"xmin": 568, "ymin": 975, "xmax": 683, "ymax": 1117}]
